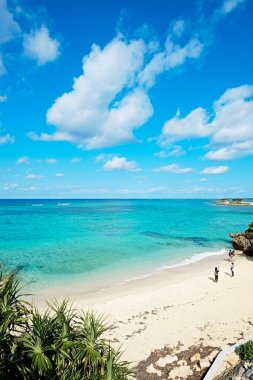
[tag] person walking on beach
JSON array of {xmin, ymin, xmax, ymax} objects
[
  {"xmin": 231, "ymin": 262, "xmax": 235, "ymax": 277},
  {"xmin": 214, "ymin": 267, "xmax": 219, "ymax": 283}
]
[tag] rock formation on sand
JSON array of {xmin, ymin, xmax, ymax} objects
[{"xmin": 230, "ymin": 221, "xmax": 253, "ymax": 255}]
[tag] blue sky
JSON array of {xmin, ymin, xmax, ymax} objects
[{"xmin": 0, "ymin": 0, "xmax": 253, "ymax": 198}]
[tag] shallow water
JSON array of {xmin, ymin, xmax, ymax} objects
[{"xmin": 0, "ymin": 199, "xmax": 251, "ymax": 290}]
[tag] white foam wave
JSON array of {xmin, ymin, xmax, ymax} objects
[
  {"xmin": 156, "ymin": 248, "xmax": 227, "ymax": 271},
  {"xmin": 57, "ymin": 203, "xmax": 70, "ymax": 206}
]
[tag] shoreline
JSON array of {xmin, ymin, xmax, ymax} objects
[
  {"xmin": 31, "ymin": 247, "xmax": 227, "ymax": 303},
  {"xmin": 30, "ymin": 249, "xmax": 253, "ymax": 365}
]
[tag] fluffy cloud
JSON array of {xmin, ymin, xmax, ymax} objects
[
  {"xmin": 0, "ymin": 133, "xmax": 15, "ymax": 144},
  {"xmin": 55, "ymin": 173, "xmax": 64, "ymax": 177},
  {"xmin": 103, "ymin": 156, "xmax": 140, "ymax": 171},
  {"xmin": 159, "ymin": 107, "xmax": 211, "ymax": 146},
  {"xmin": 29, "ymin": 20, "xmax": 205, "ymax": 150},
  {"xmin": 222, "ymin": 0, "xmax": 245, "ymax": 14},
  {"xmin": 159, "ymin": 84, "xmax": 253, "ymax": 160},
  {"xmin": 153, "ymin": 163, "xmax": 192, "ymax": 173},
  {"xmin": 16, "ymin": 156, "xmax": 29, "ymax": 164},
  {"xmin": 155, "ymin": 146, "xmax": 185, "ymax": 158},
  {"xmin": 0, "ymin": 0, "xmax": 20, "ymax": 75},
  {"xmin": 201, "ymin": 166, "xmax": 229, "ymax": 175},
  {"xmin": 23, "ymin": 26, "xmax": 60, "ymax": 65}
]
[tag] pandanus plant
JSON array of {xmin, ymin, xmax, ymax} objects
[{"xmin": 0, "ymin": 267, "xmax": 133, "ymax": 379}]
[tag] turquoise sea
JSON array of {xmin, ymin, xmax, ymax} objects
[{"xmin": 0, "ymin": 199, "xmax": 252, "ymax": 291}]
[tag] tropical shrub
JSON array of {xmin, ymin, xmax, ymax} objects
[
  {"xmin": 236, "ymin": 340, "xmax": 253, "ymax": 361},
  {"xmin": 0, "ymin": 267, "xmax": 133, "ymax": 379}
]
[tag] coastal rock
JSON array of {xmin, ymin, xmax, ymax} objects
[
  {"xmin": 230, "ymin": 233, "xmax": 253, "ymax": 254},
  {"xmin": 146, "ymin": 363, "xmax": 162, "ymax": 376},
  {"xmin": 168, "ymin": 365, "xmax": 192, "ymax": 379},
  {"xmin": 199, "ymin": 357, "xmax": 210, "ymax": 370},
  {"xmin": 226, "ymin": 352, "xmax": 240, "ymax": 367},
  {"xmin": 208, "ymin": 349, "xmax": 219, "ymax": 362},
  {"xmin": 190, "ymin": 352, "xmax": 201, "ymax": 362},
  {"xmin": 156, "ymin": 355, "xmax": 178, "ymax": 367},
  {"xmin": 177, "ymin": 359, "xmax": 187, "ymax": 366},
  {"xmin": 215, "ymin": 360, "xmax": 230, "ymax": 377}
]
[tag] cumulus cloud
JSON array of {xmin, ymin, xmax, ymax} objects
[
  {"xmin": 152, "ymin": 163, "xmax": 193, "ymax": 173},
  {"xmin": 155, "ymin": 146, "xmax": 185, "ymax": 158},
  {"xmin": 222, "ymin": 0, "xmax": 245, "ymax": 14},
  {"xmin": 16, "ymin": 156, "xmax": 29, "ymax": 164},
  {"xmin": 201, "ymin": 166, "xmax": 229, "ymax": 174},
  {"xmin": 159, "ymin": 84, "xmax": 253, "ymax": 160},
  {"xmin": 0, "ymin": 0, "xmax": 20, "ymax": 75},
  {"xmin": 3, "ymin": 182, "xmax": 17, "ymax": 191},
  {"xmin": 28, "ymin": 17, "xmax": 205, "ymax": 151},
  {"xmin": 103, "ymin": 156, "xmax": 141, "ymax": 171},
  {"xmin": 23, "ymin": 26, "xmax": 60, "ymax": 65},
  {"xmin": 55, "ymin": 173, "xmax": 64, "ymax": 177},
  {"xmin": 25, "ymin": 174, "xmax": 43, "ymax": 179},
  {"xmin": 0, "ymin": 133, "xmax": 15, "ymax": 144}
]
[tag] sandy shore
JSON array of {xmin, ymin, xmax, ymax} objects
[{"xmin": 32, "ymin": 251, "xmax": 253, "ymax": 365}]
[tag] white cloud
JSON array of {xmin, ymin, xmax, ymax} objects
[
  {"xmin": 159, "ymin": 84, "xmax": 253, "ymax": 161},
  {"xmin": 25, "ymin": 174, "xmax": 43, "ymax": 179},
  {"xmin": 159, "ymin": 107, "xmax": 211, "ymax": 146},
  {"xmin": 222, "ymin": 0, "xmax": 245, "ymax": 14},
  {"xmin": 0, "ymin": 94, "xmax": 7, "ymax": 102},
  {"xmin": 55, "ymin": 173, "xmax": 64, "ymax": 177},
  {"xmin": 0, "ymin": 133, "xmax": 15, "ymax": 144},
  {"xmin": 0, "ymin": 0, "xmax": 20, "ymax": 44},
  {"xmin": 103, "ymin": 156, "xmax": 141, "ymax": 171},
  {"xmin": 153, "ymin": 163, "xmax": 193, "ymax": 173},
  {"xmin": 155, "ymin": 146, "xmax": 185, "ymax": 158},
  {"xmin": 199, "ymin": 178, "xmax": 208, "ymax": 182},
  {"xmin": 23, "ymin": 26, "xmax": 60, "ymax": 65},
  {"xmin": 0, "ymin": 0, "xmax": 20, "ymax": 75},
  {"xmin": 201, "ymin": 166, "xmax": 229, "ymax": 175},
  {"xmin": 23, "ymin": 186, "xmax": 36, "ymax": 192},
  {"xmin": 16, "ymin": 156, "xmax": 29, "ymax": 164},
  {"xmin": 3, "ymin": 182, "xmax": 17, "ymax": 191},
  {"xmin": 29, "ymin": 19, "xmax": 205, "ymax": 151},
  {"xmin": 138, "ymin": 37, "xmax": 203, "ymax": 89}
]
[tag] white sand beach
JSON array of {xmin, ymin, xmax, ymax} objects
[{"xmin": 33, "ymin": 251, "xmax": 253, "ymax": 366}]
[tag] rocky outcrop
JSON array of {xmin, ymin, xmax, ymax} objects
[
  {"xmin": 229, "ymin": 233, "xmax": 253, "ymax": 255},
  {"xmin": 230, "ymin": 222, "xmax": 253, "ymax": 255}
]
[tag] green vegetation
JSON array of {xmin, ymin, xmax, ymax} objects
[
  {"xmin": 0, "ymin": 267, "xmax": 132, "ymax": 379},
  {"xmin": 236, "ymin": 340, "xmax": 253, "ymax": 361}
]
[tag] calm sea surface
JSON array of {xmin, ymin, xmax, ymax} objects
[{"xmin": 0, "ymin": 199, "xmax": 252, "ymax": 290}]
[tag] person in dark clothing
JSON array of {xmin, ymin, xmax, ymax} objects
[
  {"xmin": 214, "ymin": 267, "xmax": 219, "ymax": 282},
  {"xmin": 231, "ymin": 262, "xmax": 234, "ymax": 277}
]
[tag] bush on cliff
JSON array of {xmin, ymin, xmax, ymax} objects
[
  {"xmin": 236, "ymin": 340, "xmax": 253, "ymax": 361},
  {"xmin": 0, "ymin": 267, "xmax": 132, "ymax": 379}
]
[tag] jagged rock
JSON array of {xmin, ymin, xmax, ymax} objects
[
  {"xmin": 193, "ymin": 363, "xmax": 201, "ymax": 372},
  {"xmin": 156, "ymin": 355, "xmax": 178, "ymax": 367},
  {"xmin": 199, "ymin": 357, "xmax": 210, "ymax": 370},
  {"xmin": 242, "ymin": 368, "xmax": 253, "ymax": 379},
  {"xmin": 230, "ymin": 363, "xmax": 246, "ymax": 378},
  {"xmin": 168, "ymin": 366, "xmax": 193, "ymax": 379},
  {"xmin": 190, "ymin": 352, "xmax": 201, "ymax": 362},
  {"xmin": 208, "ymin": 349, "xmax": 219, "ymax": 362},
  {"xmin": 146, "ymin": 363, "xmax": 162, "ymax": 376},
  {"xmin": 226, "ymin": 352, "xmax": 240, "ymax": 367},
  {"xmin": 177, "ymin": 359, "xmax": 187, "ymax": 366},
  {"xmin": 230, "ymin": 233, "xmax": 253, "ymax": 254},
  {"xmin": 215, "ymin": 360, "xmax": 230, "ymax": 377}
]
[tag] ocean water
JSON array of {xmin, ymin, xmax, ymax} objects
[{"xmin": 0, "ymin": 199, "xmax": 252, "ymax": 291}]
